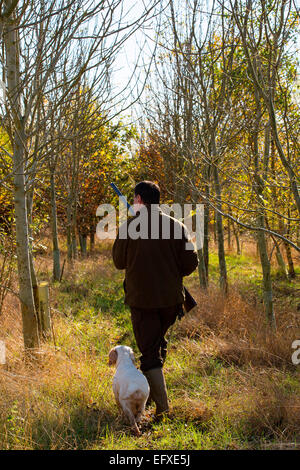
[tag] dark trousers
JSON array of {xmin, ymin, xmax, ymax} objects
[{"xmin": 130, "ymin": 304, "xmax": 180, "ymax": 372}]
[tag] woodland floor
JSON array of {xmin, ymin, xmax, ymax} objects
[{"xmin": 0, "ymin": 239, "xmax": 300, "ymax": 450}]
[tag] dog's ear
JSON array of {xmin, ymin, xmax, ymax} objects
[
  {"xmin": 108, "ymin": 348, "xmax": 118, "ymax": 366},
  {"xmin": 129, "ymin": 350, "xmax": 135, "ymax": 364}
]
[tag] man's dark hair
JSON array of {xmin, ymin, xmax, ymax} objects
[{"xmin": 134, "ymin": 181, "xmax": 160, "ymax": 204}]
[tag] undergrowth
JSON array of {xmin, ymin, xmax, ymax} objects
[{"xmin": 0, "ymin": 241, "xmax": 299, "ymax": 450}]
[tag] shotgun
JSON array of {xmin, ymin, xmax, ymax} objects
[
  {"xmin": 110, "ymin": 182, "xmax": 135, "ymax": 215},
  {"xmin": 110, "ymin": 182, "xmax": 197, "ymax": 315}
]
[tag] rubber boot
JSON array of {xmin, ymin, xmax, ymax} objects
[
  {"xmin": 144, "ymin": 368, "xmax": 169, "ymax": 417},
  {"xmin": 145, "ymin": 391, "xmax": 153, "ymax": 408}
]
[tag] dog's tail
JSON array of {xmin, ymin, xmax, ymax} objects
[{"xmin": 131, "ymin": 390, "xmax": 145, "ymax": 401}]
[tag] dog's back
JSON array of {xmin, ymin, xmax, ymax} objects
[
  {"xmin": 114, "ymin": 361, "xmax": 149, "ymax": 402},
  {"xmin": 110, "ymin": 345, "xmax": 149, "ymax": 435}
]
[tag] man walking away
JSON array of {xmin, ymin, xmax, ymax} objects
[{"xmin": 112, "ymin": 181, "xmax": 198, "ymax": 418}]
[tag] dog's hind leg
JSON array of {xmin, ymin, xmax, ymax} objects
[
  {"xmin": 135, "ymin": 402, "xmax": 145, "ymax": 424},
  {"xmin": 113, "ymin": 388, "xmax": 122, "ymax": 413},
  {"xmin": 120, "ymin": 400, "xmax": 140, "ymax": 436}
]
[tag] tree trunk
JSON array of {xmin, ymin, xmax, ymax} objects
[
  {"xmin": 284, "ymin": 211, "xmax": 295, "ymax": 279},
  {"xmin": 256, "ymin": 217, "xmax": 276, "ymax": 328},
  {"xmin": 13, "ymin": 137, "xmax": 40, "ymax": 349},
  {"xmin": 26, "ymin": 187, "xmax": 34, "ymax": 229},
  {"xmin": 29, "ymin": 249, "xmax": 39, "ymax": 316},
  {"xmin": 268, "ymin": 215, "xmax": 288, "ymax": 280},
  {"xmin": 252, "ymin": 107, "xmax": 275, "ymax": 328},
  {"xmin": 66, "ymin": 198, "xmax": 77, "ymax": 262},
  {"xmin": 274, "ymin": 243, "xmax": 288, "ymax": 280},
  {"xmin": 79, "ymin": 233, "xmax": 87, "ymax": 257},
  {"xmin": 203, "ymin": 173, "xmax": 210, "ymax": 281},
  {"xmin": 233, "ymin": 223, "xmax": 241, "ymax": 255},
  {"xmin": 27, "ymin": 190, "xmax": 39, "ymax": 316},
  {"xmin": 50, "ymin": 170, "xmax": 61, "ymax": 281},
  {"xmin": 4, "ymin": 13, "xmax": 39, "ymax": 350},
  {"xmin": 90, "ymin": 228, "xmax": 95, "ymax": 253},
  {"xmin": 212, "ymin": 163, "xmax": 228, "ymax": 294},
  {"xmin": 203, "ymin": 204, "xmax": 209, "ymax": 282},
  {"xmin": 197, "ymin": 248, "xmax": 207, "ymax": 289},
  {"xmin": 213, "ymin": 210, "xmax": 217, "ymax": 243},
  {"xmin": 67, "ymin": 199, "xmax": 73, "ymax": 261},
  {"xmin": 227, "ymin": 218, "xmax": 231, "ymax": 250},
  {"xmin": 285, "ymin": 241, "xmax": 295, "ymax": 279},
  {"xmin": 193, "ymin": 182, "xmax": 208, "ymax": 289},
  {"xmin": 72, "ymin": 230, "xmax": 77, "ymax": 259}
]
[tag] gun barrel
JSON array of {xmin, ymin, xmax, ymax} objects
[{"xmin": 110, "ymin": 182, "xmax": 135, "ymax": 215}]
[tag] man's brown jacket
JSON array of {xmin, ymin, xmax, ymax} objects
[{"xmin": 112, "ymin": 205, "xmax": 198, "ymax": 308}]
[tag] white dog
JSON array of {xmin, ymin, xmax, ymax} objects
[{"xmin": 108, "ymin": 345, "xmax": 150, "ymax": 435}]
